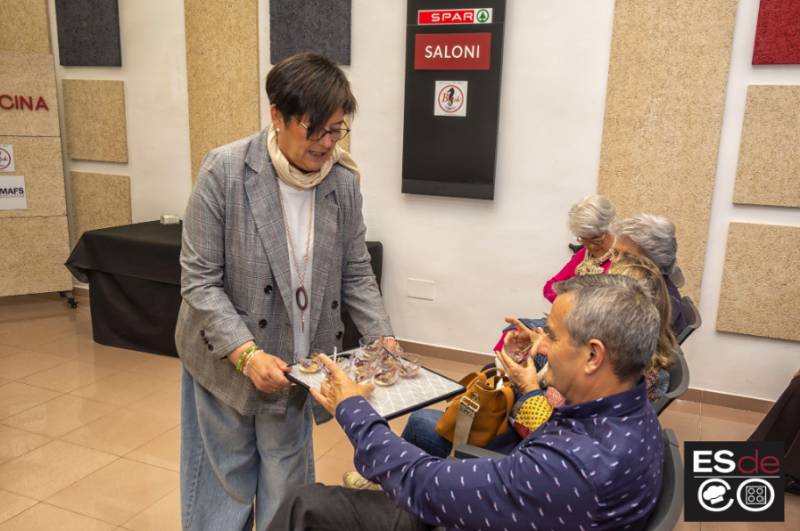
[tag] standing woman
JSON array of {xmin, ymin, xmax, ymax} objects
[{"xmin": 176, "ymin": 53, "xmax": 392, "ymax": 530}]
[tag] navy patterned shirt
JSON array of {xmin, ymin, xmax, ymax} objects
[{"xmin": 335, "ymin": 381, "xmax": 662, "ymax": 531}]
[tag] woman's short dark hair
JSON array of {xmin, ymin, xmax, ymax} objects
[{"xmin": 266, "ymin": 52, "xmax": 356, "ymax": 137}]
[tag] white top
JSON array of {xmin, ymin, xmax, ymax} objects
[{"xmin": 277, "ymin": 179, "xmax": 315, "ymax": 361}]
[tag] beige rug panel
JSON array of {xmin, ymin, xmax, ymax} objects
[
  {"xmin": 62, "ymin": 79, "xmax": 128, "ymax": 163},
  {"xmin": 184, "ymin": 0, "xmax": 260, "ymax": 181},
  {"xmin": 734, "ymin": 85, "xmax": 800, "ymax": 208},
  {"xmin": 0, "ymin": 51, "xmax": 59, "ymax": 136},
  {"xmin": 597, "ymin": 0, "xmax": 737, "ymax": 301},
  {"xmin": 0, "ymin": 216, "xmax": 72, "ymax": 296},
  {"xmin": 69, "ymin": 171, "xmax": 132, "ymax": 241},
  {"xmin": 717, "ymin": 223, "xmax": 800, "ymax": 342},
  {"xmin": 0, "ymin": 136, "xmax": 65, "ymax": 218},
  {"xmin": 0, "ymin": 0, "xmax": 51, "ymax": 54}
]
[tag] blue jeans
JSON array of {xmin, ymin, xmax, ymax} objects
[
  {"xmin": 180, "ymin": 368, "xmax": 314, "ymax": 530},
  {"xmin": 401, "ymin": 409, "xmax": 523, "ymax": 458},
  {"xmin": 400, "ymin": 409, "xmax": 453, "ymax": 457}
]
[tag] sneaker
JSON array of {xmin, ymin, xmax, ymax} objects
[{"xmin": 342, "ymin": 470, "xmax": 381, "ymax": 490}]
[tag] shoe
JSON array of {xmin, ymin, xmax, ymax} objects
[{"xmin": 343, "ymin": 470, "xmax": 381, "ymax": 490}]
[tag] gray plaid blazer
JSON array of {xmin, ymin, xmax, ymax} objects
[{"xmin": 176, "ymin": 129, "xmax": 392, "ymax": 416}]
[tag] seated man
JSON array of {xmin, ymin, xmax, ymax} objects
[{"xmin": 268, "ymin": 276, "xmax": 664, "ymax": 531}]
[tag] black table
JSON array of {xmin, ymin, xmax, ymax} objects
[{"xmin": 65, "ymin": 221, "xmax": 383, "ymax": 357}]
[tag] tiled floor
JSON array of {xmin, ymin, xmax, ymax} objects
[{"xmin": 0, "ymin": 293, "xmax": 796, "ymax": 530}]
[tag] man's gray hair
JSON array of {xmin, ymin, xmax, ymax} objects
[
  {"xmin": 567, "ymin": 195, "xmax": 616, "ymax": 238},
  {"xmin": 611, "ymin": 214, "xmax": 678, "ymax": 274},
  {"xmin": 554, "ymin": 275, "xmax": 660, "ymax": 382}
]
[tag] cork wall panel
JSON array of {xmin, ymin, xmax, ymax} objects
[
  {"xmin": 62, "ymin": 79, "xmax": 128, "ymax": 162},
  {"xmin": 717, "ymin": 223, "xmax": 800, "ymax": 342},
  {"xmin": 270, "ymin": 0, "xmax": 351, "ymax": 65},
  {"xmin": 54, "ymin": 0, "xmax": 122, "ymax": 67},
  {"xmin": 69, "ymin": 171, "xmax": 131, "ymax": 240},
  {"xmin": 184, "ymin": 0, "xmax": 260, "ymax": 180},
  {"xmin": 0, "ymin": 216, "xmax": 72, "ymax": 296},
  {"xmin": 597, "ymin": 0, "xmax": 737, "ymax": 301},
  {"xmin": 0, "ymin": 0, "xmax": 51, "ymax": 54},
  {"xmin": 733, "ymin": 85, "xmax": 800, "ymax": 208},
  {"xmin": 0, "ymin": 51, "xmax": 59, "ymax": 137},
  {"xmin": 0, "ymin": 136, "xmax": 65, "ymax": 218}
]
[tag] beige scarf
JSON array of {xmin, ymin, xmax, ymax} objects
[{"xmin": 267, "ymin": 123, "xmax": 360, "ymax": 190}]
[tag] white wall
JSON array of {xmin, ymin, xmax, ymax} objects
[
  {"xmin": 53, "ymin": 0, "xmax": 797, "ymax": 401},
  {"xmin": 346, "ymin": 0, "xmax": 798, "ymax": 401},
  {"xmin": 690, "ymin": 0, "xmax": 800, "ymax": 401},
  {"xmin": 48, "ymin": 0, "xmax": 193, "ymax": 226},
  {"xmin": 348, "ymin": 0, "xmax": 616, "ymax": 353}
]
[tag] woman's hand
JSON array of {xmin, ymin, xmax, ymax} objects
[
  {"xmin": 497, "ymin": 347, "xmax": 540, "ymax": 394},
  {"xmin": 503, "ymin": 317, "xmax": 545, "ymax": 348},
  {"xmin": 245, "ymin": 352, "xmax": 292, "ymax": 393},
  {"xmin": 309, "ymin": 355, "xmax": 375, "ymax": 415},
  {"xmin": 498, "ymin": 317, "xmax": 546, "ymax": 394}
]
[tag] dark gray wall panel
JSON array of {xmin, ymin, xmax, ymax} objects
[
  {"xmin": 270, "ymin": 0, "xmax": 351, "ymax": 65},
  {"xmin": 55, "ymin": 0, "xmax": 122, "ymax": 67}
]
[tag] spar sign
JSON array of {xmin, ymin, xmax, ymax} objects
[{"xmin": 418, "ymin": 8, "xmax": 493, "ymax": 25}]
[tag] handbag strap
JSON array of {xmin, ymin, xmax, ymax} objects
[{"xmin": 450, "ymin": 394, "xmax": 480, "ymax": 457}]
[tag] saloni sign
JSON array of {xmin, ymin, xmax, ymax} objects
[{"xmin": 414, "ymin": 33, "xmax": 492, "ymax": 70}]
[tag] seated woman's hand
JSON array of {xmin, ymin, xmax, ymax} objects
[
  {"xmin": 246, "ymin": 352, "xmax": 292, "ymax": 393},
  {"xmin": 497, "ymin": 347, "xmax": 540, "ymax": 395},
  {"xmin": 498, "ymin": 317, "xmax": 546, "ymax": 394}
]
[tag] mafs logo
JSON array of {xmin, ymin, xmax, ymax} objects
[{"xmin": 685, "ymin": 442, "xmax": 783, "ymax": 522}]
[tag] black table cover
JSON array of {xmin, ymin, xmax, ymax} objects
[{"xmin": 66, "ymin": 221, "xmax": 383, "ymax": 357}]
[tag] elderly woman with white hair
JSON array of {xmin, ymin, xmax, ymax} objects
[
  {"xmin": 611, "ymin": 214, "xmax": 688, "ymax": 334},
  {"xmin": 541, "ymin": 194, "xmax": 616, "ymax": 302}
]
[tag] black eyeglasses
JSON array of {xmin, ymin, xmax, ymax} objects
[{"xmin": 299, "ymin": 122, "xmax": 351, "ymax": 142}]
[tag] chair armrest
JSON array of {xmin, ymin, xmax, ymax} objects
[{"xmin": 453, "ymin": 444, "xmax": 505, "ymax": 459}]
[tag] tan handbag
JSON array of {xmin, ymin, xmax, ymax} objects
[{"xmin": 435, "ymin": 367, "xmax": 515, "ymax": 451}]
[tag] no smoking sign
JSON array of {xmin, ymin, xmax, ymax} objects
[{"xmin": 434, "ymin": 80, "xmax": 468, "ymax": 117}]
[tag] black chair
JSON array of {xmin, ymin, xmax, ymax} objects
[
  {"xmin": 676, "ymin": 295, "xmax": 701, "ymax": 345},
  {"xmin": 568, "ymin": 242, "xmax": 584, "ymax": 254},
  {"xmin": 669, "ymin": 266, "xmax": 686, "ymax": 289},
  {"xmin": 451, "ymin": 430, "xmax": 684, "ymax": 531},
  {"xmin": 652, "ymin": 347, "xmax": 691, "ymax": 415},
  {"xmin": 644, "ymin": 429, "xmax": 684, "ymax": 531}
]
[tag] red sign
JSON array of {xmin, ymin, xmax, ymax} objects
[
  {"xmin": 0, "ymin": 94, "xmax": 49, "ymax": 111},
  {"xmin": 414, "ymin": 33, "xmax": 492, "ymax": 70},
  {"xmin": 418, "ymin": 8, "xmax": 493, "ymax": 25}
]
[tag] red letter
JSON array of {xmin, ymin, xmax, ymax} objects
[
  {"xmin": 18, "ymin": 95, "xmax": 33, "ymax": 111},
  {"xmin": 35, "ymin": 97, "xmax": 49, "ymax": 111},
  {"xmin": 738, "ymin": 449, "xmax": 758, "ymax": 474},
  {"xmin": 761, "ymin": 455, "xmax": 780, "ymax": 474},
  {"xmin": 0, "ymin": 95, "xmax": 12, "ymax": 110}
]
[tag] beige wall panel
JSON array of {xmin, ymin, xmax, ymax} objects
[
  {"xmin": 0, "ymin": 51, "xmax": 59, "ymax": 136},
  {"xmin": 597, "ymin": 0, "xmax": 737, "ymax": 301},
  {"xmin": 0, "ymin": 136, "xmax": 65, "ymax": 218},
  {"xmin": 733, "ymin": 86, "xmax": 800, "ymax": 208},
  {"xmin": 0, "ymin": 216, "xmax": 71, "ymax": 296},
  {"xmin": 62, "ymin": 79, "xmax": 128, "ymax": 162},
  {"xmin": 69, "ymin": 171, "xmax": 131, "ymax": 240},
  {"xmin": 184, "ymin": 0, "xmax": 260, "ymax": 181},
  {"xmin": 0, "ymin": 0, "xmax": 51, "ymax": 54},
  {"xmin": 717, "ymin": 223, "xmax": 800, "ymax": 342}
]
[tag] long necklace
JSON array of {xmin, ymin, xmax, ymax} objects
[{"xmin": 279, "ymin": 191, "xmax": 314, "ymax": 332}]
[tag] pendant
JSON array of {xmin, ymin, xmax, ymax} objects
[{"xmin": 295, "ymin": 286, "xmax": 308, "ymax": 311}]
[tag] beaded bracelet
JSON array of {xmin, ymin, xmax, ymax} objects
[
  {"xmin": 243, "ymin": 350, "xmax": 260, "ymax": 377},
  {"xmin": 236, "ymin": 344, "xmax": 259, "ymax": 372}
]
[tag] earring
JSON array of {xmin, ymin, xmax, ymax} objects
[{"xmin": 275, "ymin": 128, "xmax": 280, "ymax": 132}]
